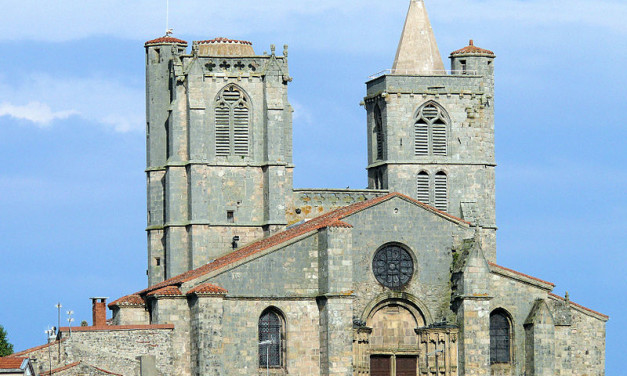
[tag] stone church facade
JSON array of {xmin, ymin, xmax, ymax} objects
[{"xmin": 5, "ymin": 1, "xmax": 607, "ymax": 375}]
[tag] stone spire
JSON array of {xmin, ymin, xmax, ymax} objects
[{"xmin": 392, "ymin": 0, "xmax": 445, "ymax": 74}]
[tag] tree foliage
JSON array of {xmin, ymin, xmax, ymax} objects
[{"xmin": 0, "ymin": 325, "xmax": 14, "ymax": 357}]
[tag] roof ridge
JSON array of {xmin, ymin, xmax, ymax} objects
[
  {"xmin": 129, "ymin": 192, "xmax": 466, "ymax": 297},
  {"xmin": 41, "ymin": 361, "xmax": 81, "ymax": 375},
  {"xmin": 488, "ymin": 262, "xmax": 555, "ymax": 287},
  {"xmin": 10, "ymin": 339, "xmax": 66, "ymax": 357},
  {"xmin": 548, "ymin": 293, "xmax": 609, "ymax": 320}
]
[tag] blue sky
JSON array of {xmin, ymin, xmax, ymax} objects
[{"xmin": 0, "ymin": 0, "xmax": 624, "ymax": 373}]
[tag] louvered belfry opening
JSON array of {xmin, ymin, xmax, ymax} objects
[
  {"xmin": 490, "ymin": 311, "xmax": 511, "ymax": 364},
  {"xmin": 416, "ymin": 171, "xmax": 448, "ymax": 212},
  {"xmin": 374, "ymin": 104, "xmax": 384, "ymax": 160},
  {"xmin": 259, "ymin": 310, "xmax": 283, "ymax": 368},
  {"xmin": 215, "ymin": 85, "xmax": 250, "ymax": 156},
  {"xmin": 414, "ymin": 102, "xmax": 448, "ymax": 156},
  {"xmin": 416, "ymin": 171, "xmax": 430, "ymax": 204},
  {"xmin": 434, "ymin": 171, "xmax": 448, "ymax": 212}
]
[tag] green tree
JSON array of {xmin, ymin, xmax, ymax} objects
[{"xmin": 0, "ymin": 325, "xmax": 14, "ymax": 357}]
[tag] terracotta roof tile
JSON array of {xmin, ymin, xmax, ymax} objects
[
  {"xmin": 489, "ymin": 262, "xmax": 555, "ymax": 287},
  {"xmin": 197, "ymin": 37, "xmax": 252, "ymax": 46},
  {"xmin": 145, "ymin": 36, "xmax": 188, "ymax": 46},
  {"xmin": 108, "ymin": 294, "xmax": 145, "ymax": 308},
  {"xmin": 10, "ymin": 339, "xmax": 65, "ymax": 357},
  {"xmin": 549, "ymin": 293, "xmax": 609, "ymax": 320},
  {"xmin": 187, "ymin": 283, "xmax": 228, "ymax": 295},
  {"xmin": 41, "ymin": 361, "xmax": 81, "ymax": 375},
  {"xmin": 146, "ymin": 286, "xmax": 183, "ymax": 297},
  {"xmin": 132, "ymin": 193, "xmax": 469, "ymax": 297},
  {"xmin": 450, "ymin": 40, "xmax": 495, "ymax": 57},
  {"xmin": 58, "ymin": 324, "xmax": 173, "ymax": 332},
  {"xmin": 0, "ymin": 357, "xmax": 26, "ymax": 370}
]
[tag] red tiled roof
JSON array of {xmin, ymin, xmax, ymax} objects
[
  {"xmin": 108, "ymin": 294, "xmax": 144, "ymax": 308},
  {"xmin": 197, "ymin": 37, "xmax": 252, "ymax": 45},
  {"xmin": 146, "ymin": 286, "xmax": 183, "ymax": 297},
  {"xmin": 10, "ymin": 339, "xmax": 65, "ymax": 357},
  {"xmin": 145, "ymin": 36, "xmax": 188, "ymax": 46},
  {"xmin": 41, "ymin": 361, "xmax": 80, "ymax": 375},
  {"xmin": 134, "ymin": 193, "xmax": 469, "ymax": 296},
  {"xmin": 489, "ymin": 262, "xmax": 555, "ymax": 287},
  {"xmin": 549, "ymin": 293, "xmax": 609, "ymax": 320},
  {"xmin": 58, "ymin": 324, "xmax": 174, "ymax": 332},
  {"xmin": 450, "ymin": 40, "xmax": 495, "ymax": 56},
  {"xmin": 187, "ymin": 283, "xmax": 228, "ymax": 295},
  {"xmin": 92, "ymin": 365, "xmax": 123, "ymax": 376},
  {"xmin": 0, "ymin": 357, "xmax": 25, "ymax": 370}
]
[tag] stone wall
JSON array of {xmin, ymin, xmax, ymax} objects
[
  {"xmin": 60, "ymin": 327, "xmax": 174, "ymax": 376},
  {"xmin": 288, "ymin": 189, "xmax": 388, "ymax": 225}
]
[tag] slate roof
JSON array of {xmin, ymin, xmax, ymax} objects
[
  {"xmin": 133, "ymin": 192, "xmax": 469, "ymax": 297},
  {"xmin": 450, "ymin": 40, "xmax": 495, "ymax": 56}
]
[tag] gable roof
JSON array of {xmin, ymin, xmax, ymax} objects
[
  {"xmin": 40, "ymin": 361, "xmax": 122, "ymax": 376},
  {"xmin": 549, "ymin": 293, "xmax": 609, "ymax": 321},
  {"xmin": 489, "ymin": 262, "xmax": 555, "ymax": 289},
  {"xmin": 10, "ymin": 339, "xmax": 65, "ymax": 357},
  {"xmin": 135, "ymin": 193, "xmax": 469, "ymax": 296},
  {"xmin": 0, "ymin": 357, "xmax": 26, "ymax": 370}
]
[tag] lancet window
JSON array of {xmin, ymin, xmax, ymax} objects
[
  {"xmin": 416, "ymin": 171, "xmax": 448, "ymax": 212},
  {"xmin": 414, "ymin": 102, "xmax": 449, "ymax": 156},
  {"xmin": 374, "ymin": 104, "xmax": 384, "ymax": 161},
  {"xmin": 215, "ymin": 85, "xmax": 250, "ymax": 156},
  {"xmin": 490, "ymin": 310, "xmax": 511, "ymax": 364},
  {"xmin": 259, "ymin": 308, "xmax": 284, "ymax": 368}
]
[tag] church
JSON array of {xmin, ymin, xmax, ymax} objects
[{"xmin": 4, "ymin": 1, "xmax": 607, "ymax": 375}]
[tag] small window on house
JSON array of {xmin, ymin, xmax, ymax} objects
[
  {"xmin": 374, "ymin": 104, "xmax": 384, "ymax": 160},
  {"xmin": 259, "ymin": 309, "xmax": 285, "ymax": 368},
  {"xmin": 414, "ymin": 102, "xmax": 449, "ymax": 156},
  {"xmin": 227, "ymin": 211, "xmax": 235, "ymax": 223},
  {"xmin": 490, "ymin": 310, "xmax": 511, "ymax": 364},
  {"xmin": 155, "ymin": 257, "xmax": 161, "ymax": 266},
  {"xmin": 215, "ymin": 85, "xmax": 250, "ymax": 157}
]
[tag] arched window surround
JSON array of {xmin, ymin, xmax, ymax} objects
[
  {"xmin": 490, "ymin": 308, "xmax": 513, "ymax": 365},
  {"xmin": 258, "ymin": 307, "xmax": 286, "ymax": 369},
  {"xmin": 214, "ymin": 84, "xmax": 252, "ymax": 157},
  {"xmin": 414, "ymin": 101, "xmax": 450, "ymax": 157}
]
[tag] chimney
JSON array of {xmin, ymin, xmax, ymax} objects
[{"xmin": 90, "ymin": 297, "xmax": 108, "ymax": 327}]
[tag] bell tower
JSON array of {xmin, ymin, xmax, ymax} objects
[
  {"xmin": 145, "ymin": 36, "xmax": 293, "ymax": 284},
  {"xmin": 365, "ymin": 0, "xmax": 498, "ymax": 260}
]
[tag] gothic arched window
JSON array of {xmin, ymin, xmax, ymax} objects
[
  {"xmin": 414, "ymin": 102, "xmax": 449, "ymax": 156},
  {"xmin": 215, "ymin": 85, "xmax": 250, "ymax": 157},
  {"xmin": 490, "ymin": 310, "xmax": 511, "ymax": 364},
  {"xmin": 259, "ymin": 308, "xmax": 284, "ymax": 368},
  {"xmin": 374, "ymin": 104, "xmax": 384, "ymax": 161},
  {"xmin": 416, "ymin": 171, "xmax": 448, "ymax": 212},
  {"xmin": 416, "ymin": 171, "xmax": 430, "ymax": 204},
  {"xmin": 434, "ymin": 171, "xmax": 448, "ymax": 212}
]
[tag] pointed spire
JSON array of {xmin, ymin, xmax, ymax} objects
[{"xmin": 392, "ymin": 0, "xmax": 445, "ymax": 74}]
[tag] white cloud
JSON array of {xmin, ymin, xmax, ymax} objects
[
  {"xmin": 0, "ymin": 74, "xmax": 144, "ymax": 132},
  {"xmin": 0, "ymin": 102, "xmax": 77, "ymax": 126}
]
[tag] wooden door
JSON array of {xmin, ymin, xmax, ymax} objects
[
  {"xmin": 396, "ymin": 356, "xmax": 417, "ymax": 376},
  {"xmin": 370, "ymin": 355, "xmax": 391, "ymax": 376}
]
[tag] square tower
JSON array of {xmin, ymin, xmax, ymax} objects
[
  {"xmin": 145, "ymin": 37, "xmax": 293, "ymax": 284},
  {"xmin": 365, "ymin": 0, "xmax": 497, "ymax": 259}
]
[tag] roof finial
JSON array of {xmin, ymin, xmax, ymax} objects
[{"xmin": 469, "ymin": 39, "xmax": 474, "ymax": 46}]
